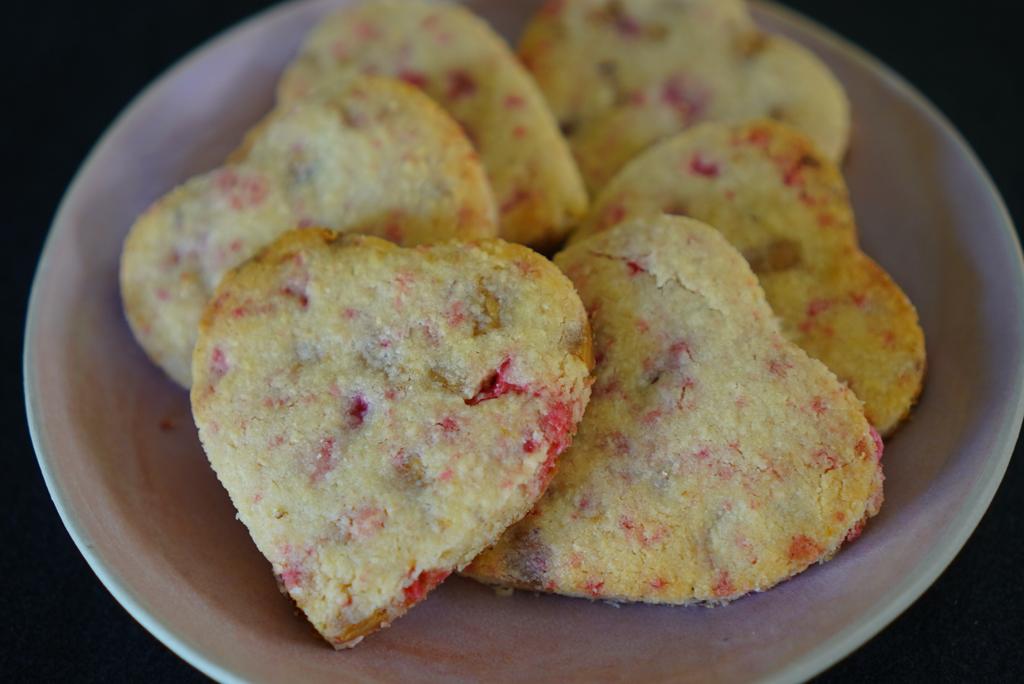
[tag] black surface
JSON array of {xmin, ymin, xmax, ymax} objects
[{"xmin": 3, "ymin": 1, "xmax": 1021, "ymax": 681}]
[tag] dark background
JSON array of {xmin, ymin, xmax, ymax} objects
[{"xmin": 3, "ymin": 1, "xmax": 1021, "ymax": 681}]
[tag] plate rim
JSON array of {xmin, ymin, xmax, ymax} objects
[
  {"xmin": 22, "ymin": 1, "xmax": 1024, "ymax": 682},
  {"xmin": 755, "ymin": 1, "xmax": 1024, "ymax": 677}
]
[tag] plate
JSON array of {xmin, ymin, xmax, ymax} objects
[{"xmin": 24, "ymin": 1, "xmax": 1024, "ymax": 681}]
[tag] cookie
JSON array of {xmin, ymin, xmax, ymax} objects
[
  {"xmin": 464, "ymin": 216, "xmax": 883, "ymax": 604},
  {"xmin": 519, "ymin": 0, "xmax": 849, "ymax": 193},
  {"xmin": 191, "ymin": 229, "xmax": 593, "ymax": 648},
  {"xmin": 121, "ymin": 76, "xmax": 495, "ymax": 387},
  {"xmin": 278, "ymin": 0, "xmax": 588, "ymax": 248},
  {"xmin": 573, "ymin": 120, "xmax": 924, "ymax": 435}
]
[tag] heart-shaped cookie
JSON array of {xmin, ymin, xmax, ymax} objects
[
  {"xmin": 121, "ymin": 76, "xmax": 495, "ymax": 387},
  {"xmin": 278, "ymin": 0, "xmax": 588, "ymax": 248},
  {"xmin": 465, "ymin": 216, "xmax": 883, "ymax": 604},
  {"xmin": 519, "ymin": 0, "xmax": 849, "ymax": 193},
  {"xmin": 191, "ymin": 229, "xmax": 592, "ymax": 647},
  {"xmin": 574, "ymin": 120, "xmax": 925, "ymax": 435}
]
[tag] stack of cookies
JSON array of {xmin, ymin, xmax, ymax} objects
[{"xmin": 119, "ymin": 0, "xmax": 925, "ymax": 648}]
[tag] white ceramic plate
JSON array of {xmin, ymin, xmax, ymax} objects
[{"xmin": 24, "ymin": 1, "xmax": 1024, "ymax": 682}]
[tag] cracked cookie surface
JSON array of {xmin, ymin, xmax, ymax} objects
[
  {"xmin": 191, "ymin": 229, "xmax": 592, "ymax": 647},
  {"xmin": 465, "ymin": 216, "xmax": 882, "ymax": 604},
  {"xmin": 574, "ymin": 120, "xmax": 924, "ymax": 435},
  {"xmin": 121, "ymin": 75, "xmax": 495, "ymax": 387}
]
